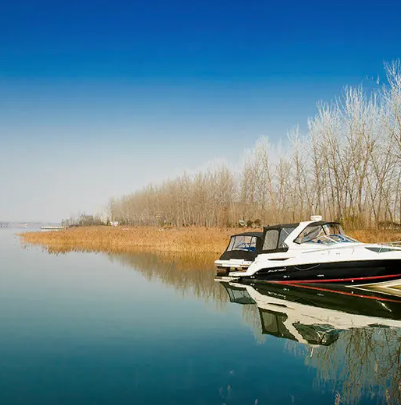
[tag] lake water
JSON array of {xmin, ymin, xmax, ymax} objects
[{"xmin": 1, "ymin": 227, "xmax": 401, "ymax": 405}]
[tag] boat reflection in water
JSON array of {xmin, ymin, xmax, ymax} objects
[
  {"xmin": 222, "ymin": 281, "xmax": 401, "ymax": 346},
  {"xmin": 222, "ymin": 281, "xmax": 401, "ymax": 403}
]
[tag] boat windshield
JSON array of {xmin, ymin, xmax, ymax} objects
[
  {"xmin": 227, "ymin": 235, "xmax": 258, "ymax": 252},
  {"xmin": 294, "ymin": 223, "xmax": 358, "ymax": 245}
]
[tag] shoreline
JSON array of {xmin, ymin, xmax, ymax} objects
[{"xmin": 18, "ymin": 226, "xmax": 401, "ymax": 256}]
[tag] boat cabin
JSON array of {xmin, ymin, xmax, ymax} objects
[
  {"xmin": 293, "ymin": 221, "xmax": 355, "ymax": 245},
  {"xmin": 219, "ymin": 232, "xmax": 264, "ymax": 262},
  {"xmin": 262, "ymin": 221, "xmax": 356, "ymax": 251},
  {"xmin": 262, "ymin": 223, "xmax": 299, "ymax": 253}
]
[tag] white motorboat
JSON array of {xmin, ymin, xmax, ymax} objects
[{"xmin": 216, "ymin": 216, "xmax": 401, "ymax": 287}]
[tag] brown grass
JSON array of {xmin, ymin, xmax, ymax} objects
[
  {"xmin": 19, "ymin": 226, "xmax": 245, "ymax": 256},
  {"xmin": 348, "ymin": 229, "xmax": 401, "ymax": 243},
  {"xmin": 19, "ymin": 226, "xmax": 401, "ymax": 256}
]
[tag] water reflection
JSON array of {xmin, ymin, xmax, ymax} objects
[
  {"xmin": 35, "ymin": 247, "xmax": 401, "ymax": 404},
  {"xmin": 222, "ymin": 281, "xmax": 401, "ymax": 404},
  {"xmin": 108, "ymin": 251, "xmax": 228, "ymax": 304},
  {"xmin": 108, "ymin": 252, "xmax": 270, "ymax": 341}
]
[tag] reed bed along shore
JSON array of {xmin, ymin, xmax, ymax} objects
[
  {"xmin": 19, "ymin": 226, "xmax": 401, "ymax": 256},
  {"xmin": 348, "ymin": 229, "xmax": 401, "ymax": 244},
  {"xmin": 19, "ymin": 226, "xmax": 239, "ymax": 256}
]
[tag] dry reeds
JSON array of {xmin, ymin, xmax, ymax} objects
[
  {"xmin": 348, "ymin": 229, "xmax": 401, "ymax": 243},
  {"xmin": 19, "ymin": 226, "xmax": 401, "ymax": 256},
  {"xmin": 19, "ymin": 226, "xmax": 245, "ymax": 255}
]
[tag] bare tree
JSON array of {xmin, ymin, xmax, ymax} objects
[{"xmin": 106, "ymin": 60, "xmax": 401, "ymax": 229}]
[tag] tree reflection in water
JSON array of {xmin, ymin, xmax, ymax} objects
[
  {"xmin": 286, "ymin": 328, "xmax": 401, "ymax": 404},
  {"xmin": 303, "ymin": 327, "xmax": 401, "ymax": 404},
  {"xmin": 108, "ymin": 251, "xmax": 228, "ymax": 306},
  {"xmin": 108, "ymin": 252, "xmax": 267, "ymax": 341}
]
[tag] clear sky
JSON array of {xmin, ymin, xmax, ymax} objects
[{"xmin": 1, "ymin": 0, "xmax": 401, "ymax": 222}]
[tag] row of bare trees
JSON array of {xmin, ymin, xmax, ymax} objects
[{"xmin": 110, "ymin": 61, "xmax": 401, "ymax": 229}]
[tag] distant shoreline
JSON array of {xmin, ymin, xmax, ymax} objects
[{"xmin": 18, "ymin": 226, "xmax": 401, "ymax": 256}]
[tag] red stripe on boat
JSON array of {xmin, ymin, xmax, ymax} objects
[
  {"xmin": 270, "ymin": 273, "xmax": 401, "ymax": 284},
  {"xmin": 280, "ymin": 283, "xmax": 401, "ymax": 303}
]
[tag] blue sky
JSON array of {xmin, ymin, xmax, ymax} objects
[{"xmin": 1, "ymin": 0, "xmax": 401, "ymax": 222}]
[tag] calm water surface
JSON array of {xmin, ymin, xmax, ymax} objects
[{"xmin": 1, "ymin": 228, "xmax": 401, "ymax": 405}]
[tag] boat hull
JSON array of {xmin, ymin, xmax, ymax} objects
[
  {"xmin": 239, "ymin": 259, "xmax": 401, "ymax": 286},
  {"xmin": 214, "ymin": 259, "xmax": 252, "ymax": 275}
]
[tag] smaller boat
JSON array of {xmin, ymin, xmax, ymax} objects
[{"xmin": 215, "ymin": 231, "xmax": 264, "ymax": 276}]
